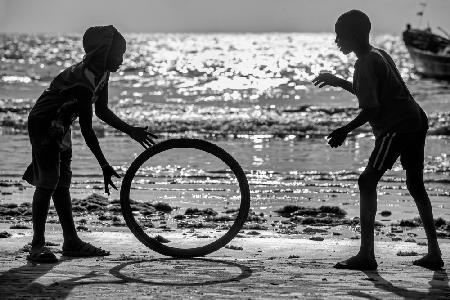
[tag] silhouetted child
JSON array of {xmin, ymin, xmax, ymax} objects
[
  {"xmin": 312, "ymin": 10, "xmax": 443, "ymax": 270},
  {"xmin": 23, "ymin": 25, "xmax": 157, "ymax": 263}
]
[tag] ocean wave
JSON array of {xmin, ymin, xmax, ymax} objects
[
  {"xmin": 1, "ymin": 102, "xmax": 449, "ymax": 137},
  {"xmin": 1, "ymin": 33, "xmax": 448, "ymax": 139}
]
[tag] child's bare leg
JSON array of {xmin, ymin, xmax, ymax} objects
[
  {"xmin": 335, "ymin": 167, "xmax": 383, "ymax": 270},
  {"xmin": 52, "ymin": 187, "xmax": 109, "ymax": 256},
  {"xmin": 406, "ymin": 169, "xmax": 443, "ymax": 269},
  {"xmin": 52, "ymin": 187, "xmax": 81, "ymax": 248},
  {"xmin": 31, "ymin": 187, "xmax": 53, "ymax": 249}
]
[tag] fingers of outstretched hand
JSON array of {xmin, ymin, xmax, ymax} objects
[
  {"xmin": 112, "ymin": 169, "xmax": 121, "ymax": 178},
  {"xmin": 104, "ymin": 179, "xmax": 110, "ymax": 195},
  {"xmin": 313, "ymin": 73, "xmax": 337, "ymax": 88},
  {"xmin": 312, "ymin": 77, "xmax": 323, "ymax": 86},
  {"xmin": 139, "ymin": 141, "xmax": 149, "ymax": 149},
  {"xmin": 146, "ymin": 131, "xmax": 159, "ymax": 139},
  {"xmin": 141, "ymin": 140, "xmax": 152, "ymax": 149},
  {"xmin": 108, "ymin": 178, "xmax": 118, "ymax": 191},
  {"xmin": 104, "ymin": 177, "xmax": 118, "ymax": 195},
  {"xmin": 312, "ymin": 78, "xmax": 329, "ymax": 88},
  {"xmin": 103, "ymin": 166, "xmax": 120, "ymax": 194},
  {"xmin": 136, "ymin": 135, "xmax": 157, "ymax": 149},
  {"xmin": 143, "ymin": 126, "xmax": 159, "ymax": 139},
  {"xmin": 327, "ymin": 130, "xmax": 337, "ymax": 139},
  {"xmin": 328, "ymin": 136, "xmax": 344, "ymax": 148},
  {"xmin": 328, "ymin": 138, "xmax": 337, "ymax": 148},
  {"xmin": 143, "ymin": 136, "xmax": 155, "ymax": 146}
]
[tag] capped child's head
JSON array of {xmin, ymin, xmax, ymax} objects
[
  {"xmin": 83, "ymin": 25, "xmax": 126, "ymax": 73},
  {"xmin": 335, "ymin": 10, "xmax": 371, "ymax": 54}
]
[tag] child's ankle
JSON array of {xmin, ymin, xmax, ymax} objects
[
  {"xmin": 31, "ymin": 239, "xmax": 45, "ymax": 249},
  {"xmin": 63, "ymin": 237, "xmax": 82, "ymax": 247},
  {"xmin": 428, "ymin": 248, "xmax": 442, "ymax": 258},
  {"xmin": 358, "ymin": 249, "xmax": 375, "ymax": 260}
]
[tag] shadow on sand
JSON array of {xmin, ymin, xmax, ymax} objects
[
  {"xmin": 348, "ymin": 269, "xmax": 450, "ymax": 299},
  {"xmin": 0, "ymin": 257, "xmax": 252, "ymax": 298},
  {"xmin": 109, "ymin": 258, "xmax": 253, "ymax": 286}
]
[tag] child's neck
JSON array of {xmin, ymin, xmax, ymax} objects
[
  {"xmin": 354, "ymin": 43, "xmax": 372, "ymax": 58},
  {"xmin": 85, "ymin": 63, "xmax": 105, "ymax": 78}
]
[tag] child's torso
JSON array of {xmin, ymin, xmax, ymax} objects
[
  {"xmin": 28, "ymin": 62, "xmax": 109, "ymax": 126},
  {"xmin": 353, "ymin": 47, "xmax": 428, "ymax": 137}
]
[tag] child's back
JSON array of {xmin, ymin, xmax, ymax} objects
[{"xmin": 353, "ymin": 47, "xmax": 428, "ymax": 137}]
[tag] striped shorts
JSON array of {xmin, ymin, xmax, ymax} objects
[{"xmin": 368, "ymin": 131, "xmax": 426, "ymax": 171}]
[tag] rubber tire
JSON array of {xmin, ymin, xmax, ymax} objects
[{"xmin": 120, "ymin": 138, "xmax": 251, "ymax": 258}]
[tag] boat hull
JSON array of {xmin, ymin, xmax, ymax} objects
[{"xmin": 406, "ymin": 46, "xmax": 450, "ymax": 79}]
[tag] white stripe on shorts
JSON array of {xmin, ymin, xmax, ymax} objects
[
  {"xmin": 373, "ymin": 133, "xmax": 390, "ymax": 169},
  {"xmin": 378, "ymin": 133, "xmax": 396, "ymax": 170}
]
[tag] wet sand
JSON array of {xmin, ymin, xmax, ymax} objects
[
  {"xmin": 1, "ymin": 190, "xmax": 450, "ymax": 299},
  {"xmin": 1, "ymin": 222, "xmax": 450, "ymax": 299}
]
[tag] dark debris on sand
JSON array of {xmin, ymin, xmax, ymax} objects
[
  {"xmin": 0, "ymin": 231, "xmax": 12, "ymax": 238},
  {"xmin": 0, "ymin": 193, "xmax": 270, "ymax": 232},
  {"xmin": 185, "ymin": 207, "xmax": 218, "ymax": 216},
  {"xmin": 0, "ymin": 202, "xmax": 32, "ymax": 219},
  {"xmin": 0, "ymin": 193, "xmax": 175, "ymax": 225},
  {"xmin": 273, "ymin": 205, "xmax": 353, "ymax": 226},
  {"xmin": 395, "ymin": 217, "xmax": 449, "ymax": 229}
]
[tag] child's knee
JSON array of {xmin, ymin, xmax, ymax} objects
[
  {"xmin": 34, "ymin": 186, "xmax": 56, "ymax": 199},
  {"xmin": 406, "ymin": 178, "xmax": 426, "ymax": 196},
  {"xmin": 358, "ymin": 172, "xmax": 378, "ymax": 190},
  {"xmin": 52, "ymin": 186, "xmax": 70, "ymax": 198},
  {"xmin": 406, "ymin": 169, "xmax": 426, "ymax": 196}
]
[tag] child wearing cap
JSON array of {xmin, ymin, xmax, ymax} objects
[
  {"xmin": 23, "ymin": 25, "xmax": 158, "ymax": 263},
  {"xmin": 312, "ymin": 10, "xmax": 443, "ymax": 270}
]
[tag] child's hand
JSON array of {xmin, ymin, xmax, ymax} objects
[
  {"xmin": 312, "ymin": 72, "xmax": 340, "ymax": 88},
  {"xmin": 129, "ymin": 126, "xmax": 158, "ymax": 149},
  {"xmin": 327, "ymin": 127, "xmax": 349, "ymax": 148},
  {"xmin": 101, "ymin": 165, "xmax": 121, "ymax": 195}
]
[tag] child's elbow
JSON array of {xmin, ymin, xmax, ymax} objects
[
  {"xmin": 95, "ymin": 108, "xmax": 107, "ymax": 120},
  {"xmin": 369, "ymin": 106, "xmax": 380, "ymax": 114},
  {"xmin": 364, "ymin": 106, "xmax": 381, "ymax": 119}
]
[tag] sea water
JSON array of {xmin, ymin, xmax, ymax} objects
[{"xmin": 0, "ymin": 33, "xmax": 449, "ymax": 221}]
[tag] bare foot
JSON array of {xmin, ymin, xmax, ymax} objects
[
  {"xmin": 27, "ymin": 246, "xmax": 58, "ymax": 263},
  {"xmin": 413, "ymin": 254, "xmax": 444, "ymax": 270},
  {"xmin": 334, "ymin": 253, "xmax": 378, "ymax": 270},
  {"xmin": 62, "ymin": 239, "xmax": 110, "ymax": 257}
]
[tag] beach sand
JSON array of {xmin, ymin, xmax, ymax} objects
[{"xmin": 1, "ymin": 221, "xmax": 450, "ymax": 299}]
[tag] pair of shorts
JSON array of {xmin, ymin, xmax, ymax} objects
[
  {"xmin": 22, "ymin": 119, "xmax": 72, "ymax": 190},
  {"xmin": 368, "ymin": 131, "xmax": 426, "ymax": 171}
]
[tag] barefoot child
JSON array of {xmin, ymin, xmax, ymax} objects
[
  {"xmin": 23, "ymin": 25, "xmax": 158, "ymax": 263},
  {"xmin": 312, "ymin": 10, "xmax": 443, "ymax": 270}
]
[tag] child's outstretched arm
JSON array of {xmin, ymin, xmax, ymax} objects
[
  {"xmin": 327, "ymin": 107, "xmax": 380, "ymax": 148},
  {"xmin": 95, "ymin": 89, "xmax": 158, "ymax": 149},
  {"xmin": 312, "ymin": 72, "xmax": 354, "ymax": 94},
  {"xmin": 78, "ymin": 98, "xmax": 120, "ymax": 195}
]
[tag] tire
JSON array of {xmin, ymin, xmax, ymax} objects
[{"xmin": 120, "ymin": 138, "xmax": 251, "ymax": 258}]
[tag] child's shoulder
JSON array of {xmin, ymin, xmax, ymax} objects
[
  {"xmin": 51, "ymin": 62, "xmax": 95, "ymax": 94},
  {"xmin": 356, "ymin": 48, "xmax": 386, "ymax": 67},
  {"xmin": 354, "ymin": 48, "xmax": 391, "ymax": 77},
  {"xmin": 55, "ymin": 62, "xmax": 84, "ymax": 80}
]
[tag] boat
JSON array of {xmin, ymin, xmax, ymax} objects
[{"xmin": 402, "ymin": 25, "xmax": 450, "ymax": 79}]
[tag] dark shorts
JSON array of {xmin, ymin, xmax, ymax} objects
[
  {"xmin": 368, "ymin": 131, "xmax": 426, "ymax": 171},
  {"xmin": 22, "ymin": 119, "xmax": 72, "ymax": 190}
]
